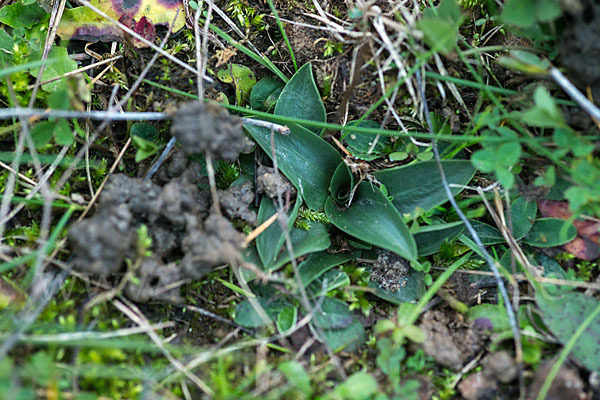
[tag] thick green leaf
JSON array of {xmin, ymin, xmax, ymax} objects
[
  {"xmin": 278, "ymin": 361, "xmax": 312, "ymax": 398},
  {"xmin": 368, "ymin": 266, "xmax": 425, "ymax": 304},
  {"xmin": 306, "ymin": 269, "xmax": 350, "ymax": 298},
  {"xmin": 325, "ymin": 182, "xmax": 417, "ymax": 261},
  {"xmin": 234, "ymin": 296, "xmax": 291, "ymax": 328},
  {"xmin": 468, "ymin": 304, "xmax": 511, "ymax": 333},
  {"xmin": 0, "ymin": 2, "xmax": 47, "ymax": 28},
  {"xmin": 521, "ymin": 86, "xmax": 566, "ymax": 128},
  {"xmin": 508, "ymin": 196, "xmax": 537, "ymax": 240},
  {"xmin": 331, "ymin": 372, "xmax": 377, "ymax": 398},
  {"xmin": 312, "ymin": 297, "xmax": 354, "ymax": 330},
  {"xmin": 312, "ymin": 298, "xmax": 366, "ymax": 353},
  {"xmin": 30, "ymin": 121, "xmax": 55, "ymax": 148},
  {"xmin": 463, "ymin": 220, "xmax": 504, "ymax": 245},
  {"xmin": 256, "ymin": 195, "xmax": 302, "ymax": 269},
  {"xmin": 329, "ymin": 162, "xmax": 355, "ymax": 205},
  {"xmin": 269, "ymin": 222, "xmax": 331, "ymax": 271},
  {"xmin": 274, "ymin": 63, "xmax": 326, "ymax": 135},
  {"xmin": 320, "ymin": 319, "xmax": 366, "ymax": 353},
  {"xmin": 502, "ymin": 0, "xmax": 536, "ymax": 27},
  {"xmin": 536, "ymin": 291, "xmax": 600, "ymax": 373},
  {"xmin": 417, "ymin": 18, "xmax": 457, "ymax": 55},
  {"xmin": 245, "ymin": 123, "xmax": 340, "ymax": 210},
  {"xmin": 342, "ymin": 120, "xmax": 390, "ymax": 161},
  {"xmin": 53, "ymin": 119, "xmax": 74, "ymax": 146},
  {"xmin": 250, "ymin": 76, "xmax": 284, "ymax": 111},
  {"xmin": 217, "ymin": 63, "xmax": 256, "ymax": 105},
  {"xmin": 536, "ymin": 0, "xmax": 562, "ymax": 22},
  {"xmin": 130, "ymin": 123, "xmax": 159, "ymax": 142},
  {"xmin": 277, "ymin": 305, "xmax": 297, "ymax": 333},
  {"xmin": 372, "ymin": 160, "xmax": 476, "ymax": 216},
  {"xmin": 524, "ymin": 218, "xmax": 577, "ymax": 247},
  {"xmin": 241, "ymin": 245, "xmax": 261, "ymax": 281},
  {"xmin": 414, "ymin": 221, "xmax": 465, "ymax": 256},
  {"xmin": 298, "ymin": 250, "xmax": 360, "ymax": 287},
  {"xmin": 48, "ymin": 89, "xmax": 70, "ymax": 110},
  {"xmin": 29, "ymin": 46, "xmax": 77, "ymax": 92}
]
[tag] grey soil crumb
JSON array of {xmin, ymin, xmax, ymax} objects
[
  {"xmin": 218, "ymin": 181, "xmax": 257, "ymax": 225},
  {"xmin": 170, "ymin": 102, "xmax": 254, "ymax": 161},
  {"xmin": 181, "ymin": 213, "xmax": 245, "ymax": 280},
  {"xmin": 458, "ymin": 372, "xmax": 498, "ymax": 400},
  {"xmin": 369, "ymin": 249, "xmax": 410, "ymax": 293},
  {"xmin": 256, "ymin": 165, "xmax": 296, "ymax": 199}
]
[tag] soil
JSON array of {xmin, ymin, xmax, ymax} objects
[{"xmin": 559, "ymin": 0, "xmax": 600, "ymax": 99}]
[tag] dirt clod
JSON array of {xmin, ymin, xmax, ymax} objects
[
  {"xmin": 420, "ymin": 309, "xmax": 484, "ymax": 371},
  {"xmin": 218, "ymin": 181, "xmax": 257, "ymax": 225},
  {"xmin": 181, "ymin": 213, "xmax": 245, "ymax": 279},
  {"xmin": 125, "ymin": 258, "xmax": 182, "ymax": 303},
  {"xmin": 256, "ymin": 165, "xmax": 296, "ymax": 199},
  {"xmin": 70, "ymin": 204, "xmax": 135, "ymax": 276},
  {"xmin": 170, "ymin": 102, "xmax": 253, "ymax": 161}
]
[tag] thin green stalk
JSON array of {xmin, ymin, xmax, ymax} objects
[
  {"xmin": 0, "ymin": 194, "xmax": 84, "ymax": 209},
  {"xmin": 425, "ymin": 71, "xmax": 576, "ymax": 106},
  {"xmin": 535, "ymin": 301, "xmax": 600, "ymax": 400},
  {"xmin": 461, "ymin": 45, "xmax": 544, "ymax": 56},
  {"xmin": 266, "ymin": 0, "xmax": 297, "ymax": 71},
  {"xmin": 136, "ymin": 77, "xmax": 600, "ymax": 146},
  {"xmin": 0, "ymin": 58, "xmax": 59, "ymax": 78}
]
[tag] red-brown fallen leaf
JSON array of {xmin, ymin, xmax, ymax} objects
[
  {"xmin": 538, "ymin": 199, "xmax": 571, "ymax": 219},
  {"xmin": 58, "ymin": 0, "xmax": 184, "ymax": 47},
  {"xmin": 118, "ymin": 15, "xmax": 136, "ymax": 31},
  {"xmin": 537, "ymin": 199, "xmax": 600, "ymax": 259},
  {"xmin": 563, "ymin": 237, "xmax": 600, "ymax": 261},
  {"xmin": 134, "ymin": 16, "xmax": 157, "ymax": 42},
  {"xmin": 573, "ymin": 219, "xmax": 600, "ymax": 240}
]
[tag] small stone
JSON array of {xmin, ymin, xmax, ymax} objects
[
  {"xmin": 458, "ymin": 372, "xmax": 498, "ymax": 400},
  {"xmin": 528, "ymin": 362, "xmax": 584, "ymax": 400},
  {"xmin": 482, "ymin": 351, "xmax": 517, "ymax": 383}
]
